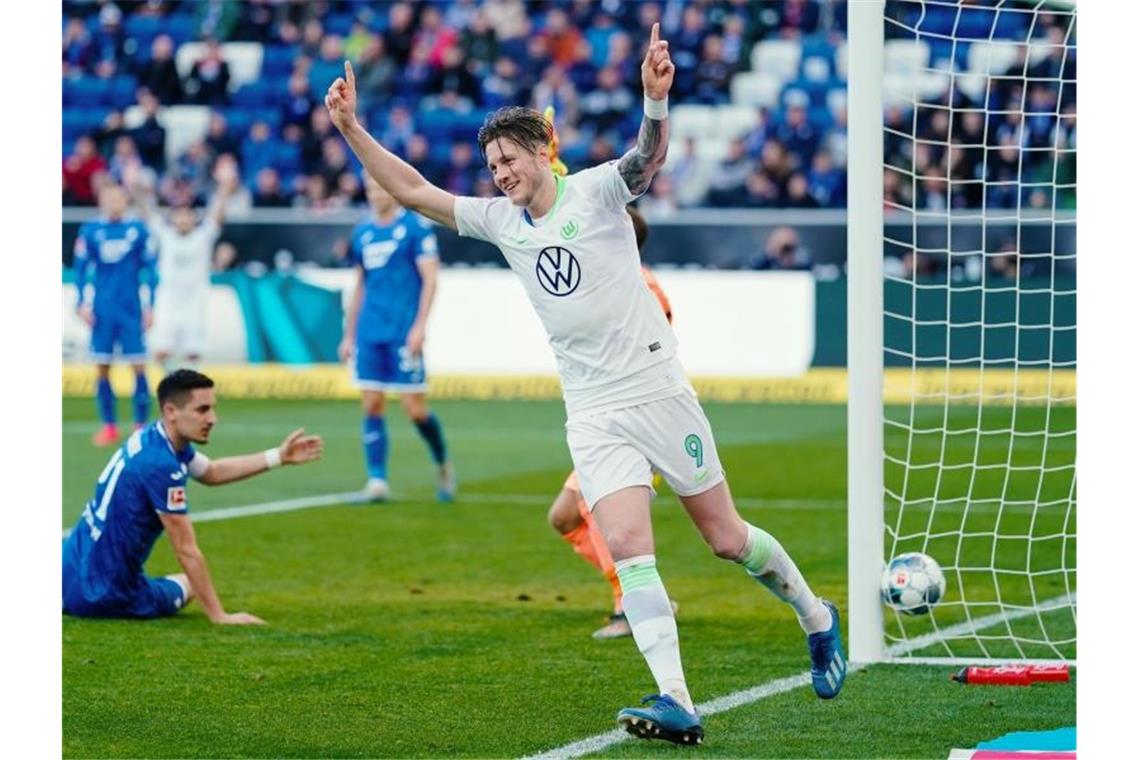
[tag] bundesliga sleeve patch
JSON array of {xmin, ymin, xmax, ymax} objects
[{"xmin": 166, "ymin": 486, "xmax": 187, "ymax": 511}]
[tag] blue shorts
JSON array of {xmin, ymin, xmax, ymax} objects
[
  {"xmin": 90, "ymin": 312, "xmax": 146, "ymax": 363},
  {"xmin": 353, "ymin": 341, "xmax": 427, "ymax": 392},
  {"xmin": 63, "ymin": 575, "xmax": 187, "ymax": 619}
]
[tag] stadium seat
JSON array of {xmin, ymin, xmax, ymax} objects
[
  {"xmin": 262, "ymin": 45, "xmax": 299, "ymax": 78},
  {"xmin": 952, "ymin": 73, "xmax": 988, "ymax": 103},
  {"xmin": 967, "ymin": 42, "xmax": 1022, "ymax": 76},
  {"xmin": 729, "ymin": 71, "xmax": 782, "ymax": 109},
  {"xmin": 125, "ymin": 104, "xmax": 211, "ymax": 166},
  {"xmin": 802, "ymin": 55, "xmax": 832, "ymax": 84},
  {"xmin": 884, "ymin": 39, "xmax": 931, "ymax": 75},
  {"xmin": 232, "ymin": 81, "xmax": 271, "ymax": 107},
  {"xmin": 176, "ymin": 42, "xmax": 265, "ymax": 91},
  {"xmin": 826, "ymin": 88, "xmax": 847, "ymax": 119},
  {"xmin": 709, "ymin": 105, "xmax": 760, "ymax": 141},
  {"xmin": 324, "ymin": 13, "xmax": 355, "ymax": 37},
  {"xmin": 164, "ymin": 13, "xmax": 197, "ymax": 46},
  {"xmin": 670, "ymin": 105, "xmax": 716, "ymax": 140},
  {"xmin": 64, "ymin": 76, "xmax": 109, "ymax": 107},
  {"xmin": 751, "ymin": 40, "xmax": 801, "ymax": 84},
  {"xmin": 107, "ymin": 75, "xmax": 139, "ymax": 108}
]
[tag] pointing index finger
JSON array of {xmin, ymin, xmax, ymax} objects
[
  {"xmin": 650, "ymin": 21, "xmax": 659, "ymax": 47},
  {"xmin": 344, "ymin": 60, "xmax": 355, "ymax": 88}
]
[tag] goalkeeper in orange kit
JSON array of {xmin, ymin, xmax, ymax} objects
[{"xmin": 541, "ymin": 107, "xmax": 675, "ymax": 639}]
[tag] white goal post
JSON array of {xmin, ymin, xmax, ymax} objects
[{"xmin": 847, "ymin": 0, "xmax": 1077, "ymax": 665}]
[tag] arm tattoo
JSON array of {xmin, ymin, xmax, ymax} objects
[{"xmin": 617, "ymin": 114, "xmax": 670, "ymax": 195}]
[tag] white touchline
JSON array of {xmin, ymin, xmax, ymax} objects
[{"xmin": 520, "ymin": 593, "xmax": 1075, "ymax": 759}]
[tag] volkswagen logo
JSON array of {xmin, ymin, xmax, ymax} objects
[{"xmin": 536, "ymin": 246, "xmax": 581, "ymax": 296}]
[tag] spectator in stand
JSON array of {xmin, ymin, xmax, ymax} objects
[
  {"xmin": 282, "ymin": 72, "xmax": 315, "ymax": 130},
  {"xmin": 296, "ymin": 174, "xmax": 333, "ymax": 210},
  {"xmin": 233, "ymin": 0, "xmax": 276, "ymax": 42},
  {"xmin": 385, "ymin": 2, "xmax": 417, "ymax": 67},
  {"xmin": 93, "ymin": 110, "xmax": 129, "ymax": 159},
  {"xmin": 694, "ymin": 34, "xmax": 732, "ymax": 105},
  {"xmin": 883, "ymin": 167, "xmax": 912, "ymax": 210},
  {"xmin": 204, "ymin": 111, "xmax": 240, "ymax": 162},
  {"xmin": 785, "ymin": 173, "xmax": 819, "ymax": 208},
  {"xmin": 63, "ymin": 16, "xmax": 94, "ymax": 75},
  {"xmin": 319, "ymin": 136, "xmax": 353, "ymax": 191},
  {"xmin": 300, "ymin": 18, "xmax": 325, "ymax": 59},
  {"xmin": 585, "ymin": 13, "xmax": 620, "ymax": 69},
  {"xmin": 107, "ymin": 135, "xmax": 149, "ymax": 186},
  {"xmin": 461, "ymin": 9, "xmax": 500, "ymax": 75},
  {"xmin": 395, "ymin": 42, "xmax": 435, "ymax": 101},
  {"xmin": 750, "ymin": 227, "xmax": 811, "ymax": 271},
  {"xmin": 580, "ymin": 66, "xmax": 635, "ymax": 138},
  {"xmin": 743, "ymin": 108, "xmax": 773, "ymax": 158},
  {"xmin": 211, "ymin": 154, "xmax": 252, "ymax": 218},
  {"xmin": 706, "ymin": 137, "xmax": 753, "ymax": 207},
  {"xmin": 743, "ymin": 169, "xmax": 781, "ymax": 208},
  {"xmin": 670, "ymin": 4, "xmax": 708, "ymax": 100},
  {"xmin": 170, "ymin": 140, "xmax": 213, "ymax": 201},
  {"xmin": 482, "ymin": 56, "xmax": 522, "ymax": 110},
  {"xmin": 445, "ymin": 0, "xmax": 481, "ymax": 31},
  {"xmin": 132, "ymin": 90, "xmax": 167, "ymax": 173},
  {"xmin": 605, "ymin": 31, "xmax": 639, "ymax": 88},
  {"xmin": 541, "ymin": 8, "xmax": 583, "ymax": 68},
  {"xmin": 310, "ymin": 36, "xmax": 347, "ymax": 101},
  {"xmin": 440, "ymin": 142, "xmax": 479, "ymax": 196},
  {"xmin": 302, "ymin": 107, "xmax": 338, "ymax": 174},
  {"xmin": 532, "ymin": 65, "xmax": 580, "ymax": 128},
  {"xmin": 330, "ymin": 173, "xmax": 364, "ymax": 208},
  {"xmin": 135, "ymin": 35, "xmax": 183, "ymax": 105},
  {"xmin": 195, "ymin": 0, "xmax": 241, "ymax": 41},
  {"xmin": 63, "ymin": 136, "xmax": 108, "ymax": 206},
  {"xmin": 720, "ymin": 14, "xmax": 747, "ymax": 70},
  {"xmin": 775, "ymin": 99, "xmax": 820, "ymax": 170},
  {"xmin": 948, "ymin": 146, "xmax": 982, "ymax": 208},
  {"xmin": 668, "ymin": 136, "xmax": 712, "ymax": 207},
  {"xmin": 779, "ymin": 0, "xmax": 821, "ymax": 37},
  {"xmin": 807, "ymin": 150, "xmax": 845, "ymax": 207},
  {"xmin": 429, "ymin": 45, "xmax": 481, "ymax": 104},
  {"xmin": 90, "ymin": 4, "xmax": 127, "ymax": 78},
  {"xmin": 213, "ymin": 241, "xmax": 238, "ymax": 272},
  {"xmin": 517, "ymin": 33, "xmax": 551, "ymax": 97},
  {"xmin": 414, "ymin": 5, "xmax": 459, "ymax": 67},
  {"xmin": 186, "ymin": 40, "xmax": 231, "ymax": 106},
  {"xmin": 586, "ymin": 134, "xmax": 618, "ymax": 165},
  {"xmin": 638, "ymin": 173, "xmax": 678, "ymax": 218},
  {"xmin": 355, "ymin": 36, "xmax": 397, "ymax": 114},
  {"xmin": 242, "ymin": 121, "xmax": 281, "ymax": 179},
  {"xmin": 379, "ymin": 106, "xmax": 416, "ymax": 158},
  {"xmin": 252, "ymin": 167, "xmax": 292, "ymax": 207},
  {"xmin": 344, "ymin": 21, "xmax": 373, "ymax": 63},
  {"xmin": 473, "ymin": 171, "xmax": 496, "ymax": 199},
  {"xmin": 759, "ymin": 139, "xmax": 794, "ymax": 193},
  {"xmin": 917, "ymin": 168, "xmax": 949, "ymax": 211}
]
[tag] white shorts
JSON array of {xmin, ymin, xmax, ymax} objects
[
  {"xmin": 565, "ymin": 389, "xmax": 726, "ymax": 510},
  {"xmin": 150, "ymin": 300, "xmax": 207, "ymax": 357}
]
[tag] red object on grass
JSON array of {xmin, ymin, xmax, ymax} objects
[{"xmin": 951, "ymin": 664, "xmax": 1071, "ymax": 686}]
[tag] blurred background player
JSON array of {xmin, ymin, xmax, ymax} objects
[
  {"xmin": 126, "ymin": 160, "xmax": 238, "ymax": 372},
  {"xmin": 338, "ymin": 174, "xmax": 455, "ymax": 502},
  {"xmin": 542, "ymin": 111, "xmax": 675, "ymax": 640},
  {"xmin": 73, "ymin": 182, "xmax": 157, "ymax": 446},
  {"xmin": 62, "ymin": 369, "xmax": 323, "ymax": 623}
]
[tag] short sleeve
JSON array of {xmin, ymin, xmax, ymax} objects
[
  {"xmin": 571, "ymin": 161, "xmax": 640, "ymax": 209},
  {"xmin": 453, "ymin": 196, "xmax": 505, "ymax": 243},
  {"xmin": 143, "ymin": 461, "xmax": 191, "ymax": 515},
  {"xmin": 413, "ymin": 217, "xmax": 439, "ymax": 261}
]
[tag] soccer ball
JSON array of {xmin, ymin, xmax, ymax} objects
[{"xmin": 881, "ymin": 552, "xmax": 946, "ymax": 615}]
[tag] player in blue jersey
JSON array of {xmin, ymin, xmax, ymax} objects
[
  {"xmin": 338, "ymin": 175, "xmax": 455, "ymax": 502},
  {"xmin": 62, "ymin": 369, "xmax": 323, "ymax": 623},
  {"xmin": 74, "ymin": 182, "xmax": 158, "ymax": 446}
]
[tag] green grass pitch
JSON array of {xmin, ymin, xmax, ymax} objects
[{"xmin": 61, "ymin": 397, "xmax": 1075, "ymax": 758}]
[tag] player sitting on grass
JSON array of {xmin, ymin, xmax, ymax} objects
[
  {"xmin": 339, "ymin": 175, "xmax": 455, "ymax": 503},
  {"xmin": 62, "ymin": 369, "xmax": 323, "ymax": 624},
  {"xmin": 324, "ymin": 23, "xmax": 845, "ymax": 746}
]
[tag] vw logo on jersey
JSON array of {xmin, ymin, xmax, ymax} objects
[{"xmin": 536, "ymin": 246, "xmax": 581, "ymax": 296}]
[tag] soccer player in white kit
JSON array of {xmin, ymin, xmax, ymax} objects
[
  {"xmin": 324, "ymin": 23, "xmax": 846, "ymax": 746},
  {"xmin": 127, "ymin": 162, "xmax": 238, "ymax": 371}
]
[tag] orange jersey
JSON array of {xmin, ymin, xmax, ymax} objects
[{"xmin": 640, "ymin": 266, "xmax": 673, "ymax": 325}]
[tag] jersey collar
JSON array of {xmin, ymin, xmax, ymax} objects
[{"xmin": 523, "ymin": 173, "xmax": 566, "ymax": 228}]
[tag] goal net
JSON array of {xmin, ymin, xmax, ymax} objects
[{"xmin": 848, "ymin": 0, "xmax": 1076, "ymax": 665}]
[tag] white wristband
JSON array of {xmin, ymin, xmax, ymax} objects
[
  {"xmin": 264, "ymin": 448, "xmax": 282, "ymax": 469},
  {"xmin": 644, "ymin": 95, "xmax": 668, "ymax": 120}
]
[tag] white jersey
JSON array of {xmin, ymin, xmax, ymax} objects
[
  {"xmin": 454, "ymin": 162, "xmax": 685, "ymax": 417},
  {"xmin": 149, "ymin": 218, "xmax": 219, "ymax": 303}
]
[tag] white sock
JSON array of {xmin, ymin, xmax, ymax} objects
[
  {"xmin": 615, "ymin": 555, "xmax": 695, "ymax": 713},
  {"xmin": 738, "ymin": 524, "xmax": 831, "ymax": 635}
]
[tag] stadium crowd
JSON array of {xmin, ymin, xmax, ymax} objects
[{"xmin": 63, "ymin": 0, "xmax": 1074, "ymax": 213}]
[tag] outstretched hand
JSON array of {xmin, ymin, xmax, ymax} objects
[
  {"xmin": 641, "ymin": 23, "xmax": 675, "ymax": 100},
  {"xmin": 325, "ymin": 60, "xmax": 359, "ymax": 133},
  {"xmin": 279, "ymin": 428, "xmax": 324, "ymax": 465}
]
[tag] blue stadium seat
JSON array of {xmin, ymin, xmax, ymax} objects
[
  {"xmin": 64, "ymin": 76, "xmax": 109, "ymax": 107},
  {"xmin": 273, "ymin": 142, "xmax": 302, "ymax": 175},
  {"xmin": 107, "ymin": 75, "xmax": 139, "ymax": 108},
  {"xmin": 165, "ymin": 14, "xmax": 197, "ymax": 46},
  {"xmin": 262, "ymin": 45, "xmax": 299, "ymax": 78},
  {"xmin": 233, "ymin": 81, "xmax": 271, "ymax": 107},
  {"xmin": 325, "ymin": 13, "xmax": 355, "ymax": 37},
  {"xmin": 221, "ymin": 107, "xmax": 255, "ymax": 135},
  {"xmin": 252, "ymin": 108, "xmax": 284, "ymax": 130},
  {"xmin": 124, "ymin": 14, "xmax": 161, "ymax": 51}
]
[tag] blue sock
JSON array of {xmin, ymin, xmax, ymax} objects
[
  {"xmin": 363, "ymin": 415, "xmax": 389, "ymax": 480},
  {"xmin": 133, "ymin": 372, "xmax": 150, "ymax": 425},
  {"xmin": 96, "ymin": 377, "xmax": 117, "ymax": 425},
  {"xmin": 414, "ymin": 413, "xmax": 448, "ymax": 466}
]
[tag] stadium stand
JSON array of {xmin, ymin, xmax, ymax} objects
[{"xmin": 62, "ymin": 0, "xmax": 1075, "ymax": 211}]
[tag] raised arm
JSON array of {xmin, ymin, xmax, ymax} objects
[
  {"xmin": 325, "ymin": 62, "xmax": 458, "ymax": 230},
  {"xmin": 617, "ymin": 23, "xmax": 675, "ymax": 196},
  {"xmin": 195, "ymin": 428, "xmax": 323, "ymax": 486}
]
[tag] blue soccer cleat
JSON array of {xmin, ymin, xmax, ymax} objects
[
  {"xmin": 437, "ymin": 463, "xmax": 457, "ymax": 503},
  {"xmin": 616, "ymin": 694, "xmax": 703, "ymax": 746},
  {"xmin": 808, "ymin": 599, "xmax": 847, "ymax": 699}
]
